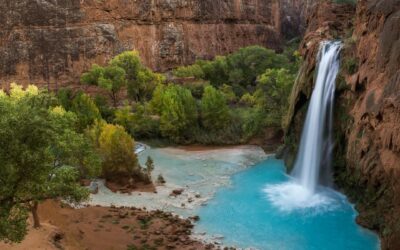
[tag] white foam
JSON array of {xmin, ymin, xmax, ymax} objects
[{"xmin": 263, "ymin": 181, "xmax": 337, "ymax": 213}]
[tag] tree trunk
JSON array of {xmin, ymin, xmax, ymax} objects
[{"xmin": 31, "ymin": 201, "xmax": 40, "ymax": 228}]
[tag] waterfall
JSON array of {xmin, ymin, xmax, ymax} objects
[{"xmin": 291, "ymin": 41, "xmax": 342, "ymax": 193}]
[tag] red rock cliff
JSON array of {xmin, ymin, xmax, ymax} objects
[
  {"xmin": 0, "ymin": 0, "xmax": 294, "ymax": 87},
  {"xmin": 284, "ymin": 1, "xmax": 400, "ymax": 249}
]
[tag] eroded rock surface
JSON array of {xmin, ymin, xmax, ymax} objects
[
  {"xmin": 0, "ymin": 0, "xmax": 303, "ymax": 88},
  {"xmin": 284, "ymin": 1, "xmax": 400, "ymax": 249}
]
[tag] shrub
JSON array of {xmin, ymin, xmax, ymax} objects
[
  {"xmin": 97, "ymin": 123, "xmax": 141, "ymax": 181},
  {"xmin": 173, "ymin": 64, "xmax": 205, "ymax": 79},
  {"xmin": 157, "ymin": 174, "xmax": 166, "ymax": 184},
  {"xmin": 219, "ymin": 84, "xmax": 237, "ymax": 104},
  {"xmin": 94, "ymin": 94, "xmax": 115, "ymax": 122},
  {"xmin": 343, "ymin": 57, "xmax": 358, "ymax": 75}
]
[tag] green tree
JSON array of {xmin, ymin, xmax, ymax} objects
[
  {"xmin": 173, "ymin": 64, "xmax": 205, "ymax": 79},
  {"xmin": 219, "ymin": 84, "xmax": 237, "ymax": 104},
  {"xmin": 0, "ymin": 85, "xmax": 89, "ymax": 242},
  {"xmin": 130, "ymin": 104, "xmax": 160, "ymax": 138},
  {"xmin": 71, "ymin": 93, "xmax": 101, "ymax": 131},
  {"xmin": 256, "ymin": 68, "xmax": 295, "ymax": 126},
  {"xmin": 80, "ymin": 64, "xmax": 104, "ymax": 86},
  {"xmin": 201, "ymin": 85, "xmax": 231, "ymax": 131},
  {"xmin": 96, "ymin": 123, "xmax": 141, "ymax": 182},
  {"xmin": 110, "ymin": 51, "xmax": 164, "ymax": 102},
  {"xmin": 98, "ymin": 66, "xmax": 127, "ymax": 107},
  {"xmin": 200, "ymin": 57, "xmax": 229, "ymax": 87},
  {"xmin": 49, "ymin": 106, "xmax": 102, "ymax": 178},
  {"xmin": 94, "ymin": 94, "xmax": 115, "ymax": 122},
  {"xmin": 81, "ymin": 64, "xmax": 126, "ymax": 107},
  {"xmin": 114, "ymin": 105, "xmax": 135, "ymax": 135},
  {"xmin": 157, "ymin": 85, "xmax": 198, "ymax": 142},
  {"xmin": 149, "ymin": 84, "xmax": 166, "ymax": 114},
  {"xmin": 226, "ymin": 46, "xmax": 288, "ymax": 87}
]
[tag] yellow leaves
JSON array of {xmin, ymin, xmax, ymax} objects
[
  {"xmin": 25, "ymin": 85, "xmax": 39, "ymax": 96},
  {"xmin": 9, "ymin": 83, "xmax": 25, "ymax": 100},
  {"xmin": 94, "ymin": 122, "xmax": 138, "ymax": 179},
  {"xmin": 99, "ymin": 124, "xmax": 134, "ymax": 153},
  {"xmin": 50, "ymin": 106, "xmax": 67, "ymax": 116},
  {"xmin": 0, "ymin": 89, "xmax": 6, "ymax": 99},
  {"xmin": 1, "ymin": 83, "xmax": 39, "ymax": 101}
]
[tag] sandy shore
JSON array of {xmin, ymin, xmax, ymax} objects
[
  {"xmin": 0, "ymin": 200, "xmax": 211, "ymax": 250},
  {"xmin": 88, "ymin": 145, "xmax": 269, "ymax": 217},
  {"xmin": 1, "ymin": 145, "xmax": 268, "ymax": 250}
]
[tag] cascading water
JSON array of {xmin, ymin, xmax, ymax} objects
[
  {"xmin": 291, "ymin": 41, "xmax": 342, "ymax": 193},
  {"xmin": 264, "ymin": 41, "xmax": 343, "ymax": 211}
]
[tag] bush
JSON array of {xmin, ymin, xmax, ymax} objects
[
  {"xmin": 219, "ymin": 84, "xmax": 237, "ymax": 104},
  {"xmin": 173, "ymin": 64, "xmax": 205, "ymax": 79},
  {"xmin": 130, "ymin": 104, "xmax": 160, "ymax": 138},
  {"xmin": 96, "ymin": 123, "xmax": 141, "ymax": 182},
  {"xmin": 157, "ymin": 174, "xmax": 166, "ymax": 184},
  {"xmin": 94, "ymin": 94, "xmax": 115, "ymax": 122},
  {"xmin": 343, "ymin": 57, "xmax": 358, "ymax": 75}
]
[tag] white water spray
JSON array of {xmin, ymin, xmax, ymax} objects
[{"xmin": 291, "ymin": 41, "xmax": 342, "ymax": 193}]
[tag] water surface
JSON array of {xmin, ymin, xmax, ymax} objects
[{"xmin": 195, "ymin": 158, "xmax": 380, "ymax": 250}]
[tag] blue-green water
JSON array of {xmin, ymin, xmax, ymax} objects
[{"xmin": 195, "ymin": 158, "xmax": 380, "ymax": 250}]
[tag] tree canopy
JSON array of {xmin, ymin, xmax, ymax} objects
[{"xmin": 0, "ymin": 85, "xmax": 90, "ymax": 242}]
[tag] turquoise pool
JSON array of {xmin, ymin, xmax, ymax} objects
[{"xmin": 195, "ymin": 158, "xmax": 380, "ymax": 250}]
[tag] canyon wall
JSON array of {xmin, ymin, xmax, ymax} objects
[
  {"xmin": 283, "ymin": 1, "xmax": 400, "ymax": 249},
  {"xmin": 0, "ymin": 0, "xmax": 300, "ymax": 88}
]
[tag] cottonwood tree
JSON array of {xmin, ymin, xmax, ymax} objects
[
  {"xmin": 110, "ymin": 51, "xmax": 165, "ymax": 102},
  {"xmin": 201, "ymin": 85, "xmax": 231, "ymax": 131},
  {"xmin": 157, "ymin": 85, "xmax": 198, "ymax": 142},
  {"xmin": 0, "ymin": 85, "xmax": 90, "ymax": 243},
  {"xmin": 81, "ymin": 64, "xmax": 126, "ymax": 107}
]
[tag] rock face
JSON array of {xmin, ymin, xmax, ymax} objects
[
  {"xmin": 284, "ymin": 1, "xmax": 400, "ymax": 249},
  {"xmin": 280, "ymin": 0, "xmax": 315, "ymax": 40},
  {"xmin": 0, "ymin": 0, "xmax": 297, "ymax": 88}
]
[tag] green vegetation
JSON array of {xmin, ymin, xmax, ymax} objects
[
  {"xmin": 0, "ymin": 84, "xmax": 91, "ymax": 242},
  {"xmin": 153, "ymin": 84, "xmax": 198, "ymax": 143},
  {"xmin": 173, "ymin": 46, "xmax": 291, "ymax": 92},
  {"xmin": 84, "ymin": 45, "xmax": 300, "ymax": 145},
  {"xmin": 0, "ymin": 44, "xmax": 299, "ymax": 242},
  {"xmin": 82, "ymin": 51, "xmax": 165, "ymax": 106},
  {"xmin": 90, "ymin": 122, "xmax": 142, "ymax": 183},
  {"xmin": 201, "ymin": 85, "xmax": 231, "ymax": 131},
  {"xmin": 0, "ymin": 84, "xmax": 153, "ymax": 243}
]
